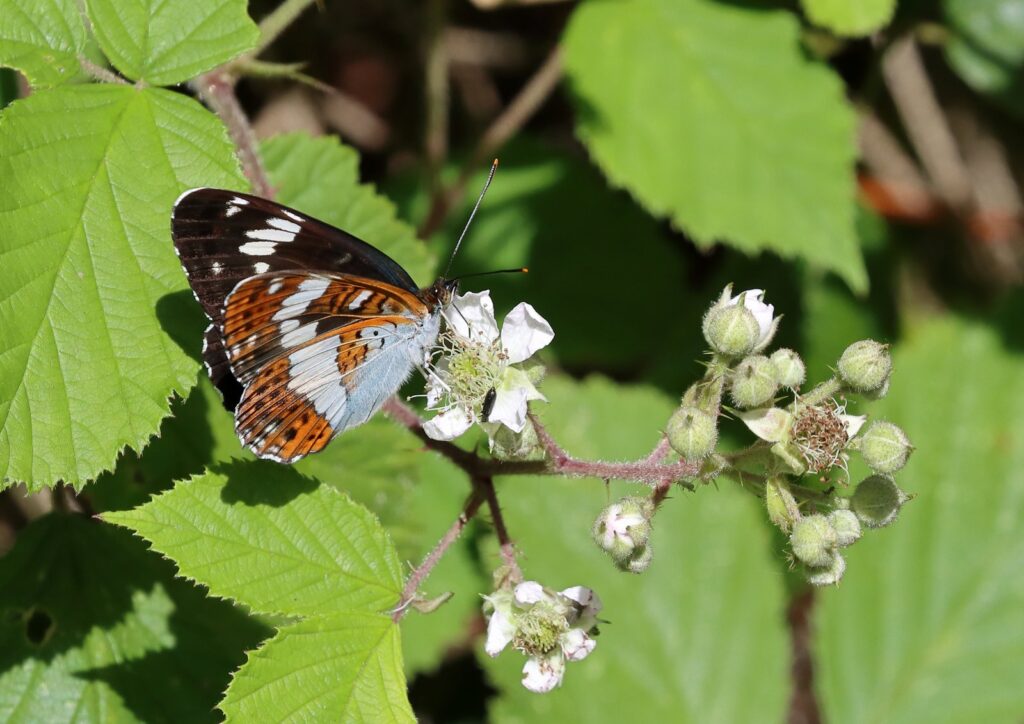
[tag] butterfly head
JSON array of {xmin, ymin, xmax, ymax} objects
[{"xmin": 425, "ymin": 277, "xmax": 460, "ymax": 308}]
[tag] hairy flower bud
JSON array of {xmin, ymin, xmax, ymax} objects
[
  {"xmin": 730, "ymin": 356, "xmax": 780, "ymax": 409},
  {"xmin": 837, "ymin": 340, "xmax": 892, "ymax": 393},
  {"xmin": 666, "ymin": 407, "xmax": 718, "ymax": 460},
  {"xmin": 593, "ymin": 497, "xmax": 653, "ymax": 565},
  {"xmin": 789, "ymin": 514, "xmax": 837, "ymax": 568},
  {"xmin": 703, "ymin": 304, "xmax": 760, "ymax": 357},
  {"xmin": 858, "ymin": 421, "xmax": 913, "ymax": 474},
  {"xmin": 770, "ymin": 348, "xmax": 806, "ymax": 389},
  {"xmin": 806, "ymin": 552, "xmax": 846, "ymax": 586},
  {"xmin": 827, "ymin": 509, "xmax": 862, "ymax": 547},
  {"xmin": 622, "ymin": 544, "xmax": 653, "ymax": 574},
  {"xmin": 851, "ymin": 474, "xmax": 908, "ymax": 528},
  {"xmin": 765, "ymin": 477, "xmax": 801, "ymax": 532}
]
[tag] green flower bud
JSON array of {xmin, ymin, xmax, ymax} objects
[
  {"xmin": 859, "ymin": 421, "xmax": 913, "ymax": 474},
  {"xmin": 621, "ymin": 544, "xmax": 653, "ymax": 574},
  {"xmin": 729, "ymin": 355, "xmax": 779, "ymax": 409},
  {"xmin": 593, "ymin": 497, "xmax": 653, "ymax": 565},
  {"xmin": 863, "ymin": 378, "xmax": 890, "ymax": 400},
  {"xmin": 806, "ymin": 552, "xmax": 846, "ymax": 586},
  {"xmin": 765, "ymin": 477, "xmax": 801, "ymax": 532},
  {"xmin": 666, "ymin": 407, "xmax": 718, "ymax": 460},
  {"xmin": 703, "ymin": 304, "xmax": 760, "ymax": 358},
  {"xmin": 837, "ymin": 340, "xmax": 892, "ymax": 393},
  {"xmin": 770, "ymin": 348, "xmax": 806, "ymax": 389},
  {"xmin": 827, "ymin": 509, "xmax": 862, "ymax": 547},
  {"xmin": 851, "ymin": 474, "xmax": 908, "ymax": 528},
  {"xmin": 789, "ymin": 514, "xmax": 837, "ymax": 568}
]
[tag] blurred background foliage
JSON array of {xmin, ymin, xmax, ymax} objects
[{"xmin": 1, "ymin": 0, "xmax": 1023, "ymax": 721}]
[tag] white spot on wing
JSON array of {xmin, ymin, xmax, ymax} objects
[
  {"xmin": 268, "ymin": 280, "xmax": 283, "ymax": 295},
  {"xmin": 349, "ymin": 290, "xmax": 372, "ymax": 309},
  {"xmin": 283, "ymin": 209, "xmax": 303, "ymax": 222},
  {"xmin": 226, "ymin": 205, "xmax": 241, "ymax": 217},
  {"xmin": 253, "ymin": 262, "xmax": 270, "ymax": 274},
  {"xmin": 240, "ymin": 241, "xmax": 277, "ymax": 256},
  {"xmin": 211, "ymin": 261, "xmax": 224, "ymax": 275},
  {"xmin": 268, "ymin": 217, "xmax": 302, "ymax": 234},
  {"xmin": 231, "ymin": 196, "xmax": 249, "ymax": 206},
  {"xmin": 272, "ymin": 278, "xmax": 330, "ymax": 320},
  {"xmin": 281, "ymin": 322, "xmax": 317, "ymax": 348},
  {"xmin": 246, "ymin": 228, "xmax": 295, "ymax": 242}
]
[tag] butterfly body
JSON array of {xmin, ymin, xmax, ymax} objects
[{"xmin": 172, "ymin": 188, "xmax": 453, "ymax": 463}]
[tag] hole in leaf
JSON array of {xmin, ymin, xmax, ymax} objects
[{"xmin": 25, "ymin": 608, "xmax": 54, "ymax": 645}]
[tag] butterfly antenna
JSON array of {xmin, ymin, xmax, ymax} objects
[{"xmin": 444, "ymin": 158, "xmax": 499, "ymax": 279}]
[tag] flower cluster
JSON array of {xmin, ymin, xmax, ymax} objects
[{"xmin": 484, "ymin": 581, "xmax": 602, "ymax": 693}]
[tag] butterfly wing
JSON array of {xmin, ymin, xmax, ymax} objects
[
  {"xmin": 171, "ymin": 188, "xmax": 421, "ymax": 405},
  {"xmin": 222, "ymin": 271, "xmax": 441, "ymax": 462}
]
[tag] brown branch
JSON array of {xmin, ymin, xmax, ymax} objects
[
  {"xmin": 196, "ymin": 70, "xmax": 274, "ymax": 199},
  {"xmin": 418, "ymin": 45, "xmax": 564, "ymax": 238},
  {"xmin": 393, "ymin": 488, "xmax": 486, "ymax": 621}
]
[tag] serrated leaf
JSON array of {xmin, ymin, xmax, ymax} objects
[
  {"xmin": 262, "ymin": 133, "xmax": 435, "ymax": 285},
  {"xmin": 944, "ymin": 0, "xmax": 1024, "ymax": 117},
  {"xmin": 801, "ymin": 0, "xmax": 896, "ymax": 36},
  {"xmin": 815, "ymin": 318, "xmax": 1024, "ymax": 722},
  {"xmin": 390, "ymin": 139, "xmax": 689, "ymax": 372},
  {"xmin": 0, "ymin": 84, "xmax": 245, "ymax": 490},
  {"xmin": 0, "ymin": 0, "xmax": 89, "ymax": 87},
  {"xmin": 564, "ymin": 0, "xmax": 865, "ymax": 291},
  {"xmin": 84, "ymin": 0, "xmax": 258, "ymax": 86},
  {"xmin": 484, "ymin": 377, "xmax": 789, "ymax": 722},
  {"xmin": 0, "ymin": 514, "xmax": 267, "ymax": 723},
  {"xmin": 220, "ymin": 612, "xmax": 414, "ymax": 723},
  {"xmin": 104, "ymin": 461, "xmax": 404, "ymax": 617}
]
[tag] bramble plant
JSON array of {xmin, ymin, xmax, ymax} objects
[{"xmin": 2, "ymin": 0, "xmax": 1023, "ymax": 722}]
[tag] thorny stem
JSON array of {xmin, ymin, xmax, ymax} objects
[
  {"xmin": 481, "ymin": 475, "xmax": 523, "ymax": 584},
  {"xmin": 798, "ymin": 378, "xmax": 843, "ymax": 408}
]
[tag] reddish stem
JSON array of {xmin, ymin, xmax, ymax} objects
[{"xmin": 481, "ymin": 475, "xmax": 522, "ymax": 583}]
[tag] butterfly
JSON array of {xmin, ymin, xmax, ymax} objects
[{"xmin": 171, "ymin": 188, "xmax": 459, "ymax": 464}]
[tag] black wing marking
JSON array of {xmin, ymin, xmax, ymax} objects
[{"xmin": 170, "ymin": 188, "xmax": 420, "ymax": 408}]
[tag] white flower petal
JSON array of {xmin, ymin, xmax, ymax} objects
[
  {"xmin": 561, "ymin": 628, "xmax": 597, "ymax": 662},
  {"xmin": 727, "ymin": 288, "xmax": 775, "ymax": 342},
  {"xmin": 560, "ymin": 586, "xmax": 602, "ymax": 617},
  {"xmin": 449, "ymin": 291, "xmax": 499, "ymax": 343},
  {"xmin": 521, "ymin": 651, "xmax": 565, "ymax": 693},
  {"xmin": 739, "ymin": 407, "xmax": 793, "ymax": 443},
  {"xmin": 842, "ymin": 414, "xmax": 868, "ymax": 438},
  {"xmin": 484, "ymin": 608, "xmax": 515, "ymax": 656},
  {"xmin": 423, "ymin": 407, "xmax": 474, "ymax": 441},
  {"xmin": 501, "ymin": 303, "xmax": 554, "ymax": 363},
  {"xmin": 488, "ymin": 386, "xmax": 530, "ymax": 433},
  {"xmin": 514, "ymin": 581, "xmax": 546, "ymax": 606}
]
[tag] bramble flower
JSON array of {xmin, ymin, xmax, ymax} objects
[
  {"xmin": 423, "ymin": 291, "xmax": 553, "ymax": 443},
  {"xmin": 483, "ymin": 581, "xmax": 602, "ymax": 693},
  {"xmin": 739, "ymin": 403, "xmax": 866, "ymax": 474},
  {"xmin": 703, "ymin": 285, "xmax": 780, "ymax": 357}
]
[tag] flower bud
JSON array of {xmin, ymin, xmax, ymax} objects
[
  {"xmin": 858, "ymin": 421, "xmax": 913, "ymax": 474},
  {"xmin": 837, "ymin": 340, "xmax": 892, "ymax": 393},
  {"xmin": 729, "ymin": 355, "xmax": 779, "ymax": 409},
  {"xmin": 789, "ymin": 514, "xmax": 837, "ymax": 568},
  {"xmin": 666, "ymin": 407, "xmax": 718, "ymax": 460},
  {"xmin": 851, "ymin": 474, "xmax": 908, "ymax": 528},
  {"xmin": 806, "ymin": 552, "xmax": 846, "ymax": 586},
  {"xmin": 703, "ymin": 304, "xmax": 761, "ymax": 358},
  {"xmin": 593, "ymin": 497, "xmax": 653, "ymax": 565},
  {"xmin": 770, "ymin": 348, "xmax": 806, "ymax": 389},
  {"xmin": 488, "ymin": 420, "xmax": 546, "ymax": 461},
  {"xmin": 765, "ymin": 477, "xmax": 800, "ymax": 532},
  {"xmin": 621, "ymin": 544, "xmax": 653, "ymax": 574},
  {"xmin": 827, "ymin": 509, "xmax": 861, "ymax": 547}
]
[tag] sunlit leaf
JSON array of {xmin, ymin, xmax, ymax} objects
[
  {"xmin": 801, "ymin": 0, "xmax": 896, "ymax": 36},
  {"xmin": 0, "ymin": 0, "xmax": 89, "ymax": 87}
]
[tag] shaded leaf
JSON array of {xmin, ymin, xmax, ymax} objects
[
  {"xmin": 564, "ymin": 0, "xmax": 865, "ymax": 291},
  {"xmin": 85, "ymin": 0, "xmax": 258, "ymax": 85},
  {"xmin": 0, "ymin": 84, "xmax": 244, "ymax": 490},
  {"xmin": 103, "ymin": 461, "xmax": 404, "ymax": 617},
  {"xmin": 221, "ymin": 612, "xmax": 414, "ymax": 723},
  {"xmin": 816, "ymin": 318, "xmax": 1024, "ymax": 722},
  {"xmin": 944, "ymin": 0, "xmax": 1024, "ymax": 117},
  {"xmin": 0, "ymin": 514, "xmax": 267, "ymax": 723}
]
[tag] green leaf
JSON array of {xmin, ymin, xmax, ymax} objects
[
  {"xmin": 801, "ymin": 0, "xmax": 896, "ymax": 36},
  {"xmin": 563, "ymin": 0, "xmax": 865, "ymax": 291},
  {"xmin": 262, "ymin": 133, "xmax": 435, "ymax": 286},
  {"xmin": 944, "ymin": 0, "xmax": 1024, "ymax": 117},
  {"xmin": 84, "ymin": 0, "xmax": 258, "ymax": 85},
  {"xmin": 0, "ymin": 0, "xmax": 89, "ymax": 87},
  {"xmin": 391, "ymin": 139, "xmax": 690, "ymax": 372},
  {"xmin": 103, "ymin": 461, "xmax": 404, "ymax": 617},
  {"xmin": 815, "ymin": 318, "xmax": 1024, "ymax": 722},
  {"xmin": 0, "ymin": 84, "xmax": 245, "ymax": 490},
  {"xmin": 220, "ymin": 612, "xmax": 414, "ymax": 723},
  {"xmin": 0, "ymin": 514, "xmax": 267, "ymax": 723},
  {"xmin": 484, "ymin": 377, "xmax": 789, "ymax": 722}
]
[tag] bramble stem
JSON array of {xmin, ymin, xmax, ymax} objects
[
  {"xmin": 482, "ymin": 476, "xmax": 522, "ymax": 583},
  {"xmin": 255, "ymin": 0, "xmax": 319, "ymax": 56},
  {"xmin": 799, "ymin": 378, "xmax": 842, "ymax": 407},
  {"xmin": 78, "ymin": 57, "xmax": 128, "ymax": 85}
]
